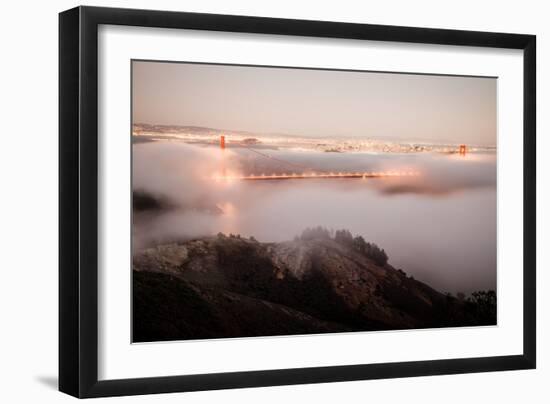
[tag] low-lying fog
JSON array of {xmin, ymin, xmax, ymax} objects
[{"xmin": 133, "ymin": 141, "xmax": 496, "ymax": 295}]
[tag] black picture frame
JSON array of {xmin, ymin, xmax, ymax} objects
[{"xmin": 59, "ymin": 5, "xmax": 536, "ymax": 398}]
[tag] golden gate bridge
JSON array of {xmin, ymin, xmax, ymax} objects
[{"xmin": 212, "ymin": 135, "xmax": 464, "ymax": 181}]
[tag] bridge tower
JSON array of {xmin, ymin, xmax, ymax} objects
[
  {"xmin": 459, "ymin": 144, "xmax": 467, "ymax": 156},
  {"xmin": 220, "ymin": 135, "xmax": 225, "ymax": 150}
]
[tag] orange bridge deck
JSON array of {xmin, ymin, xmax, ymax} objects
[{"xmin": 213, "ymin": 171, "xmax": 420, "ymax": 181}]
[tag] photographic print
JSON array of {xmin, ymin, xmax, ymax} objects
[{"xmin": 131, "ymin": 60, "xmax": 497, "ymax": 343}]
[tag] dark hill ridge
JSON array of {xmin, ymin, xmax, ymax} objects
[{"xmin": 133, "ymin": 232, "xmax": 496, "ymax": 342}]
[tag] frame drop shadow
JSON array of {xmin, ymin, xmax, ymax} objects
[{"xmin": 36, "ymin": 375, "xmax": 58, "ymax": 390}]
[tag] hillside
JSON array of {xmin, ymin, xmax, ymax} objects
[{"xmin": 133, "ymin": 232, "xmax": 495, "ymax": 342}]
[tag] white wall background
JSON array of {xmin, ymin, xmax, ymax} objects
[{"xmin": 0, "ymin": 0, "xmax": 547, "ymax": 402}]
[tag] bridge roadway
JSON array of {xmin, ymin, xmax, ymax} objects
[{"xmin": 213, "ymin": 171, "xmax": 419, "ymax": 181}]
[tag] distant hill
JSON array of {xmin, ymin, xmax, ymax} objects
[
  {"xmin": 133, "ymin": 232, "xmax": 496, "ymax": 342},
  {"xmin": 132, "ymin": 123, "xmax": 264, "ymax": 138}
]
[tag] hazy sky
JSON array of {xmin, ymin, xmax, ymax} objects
[{"xmin": 132, "ymin": 61, "xmax": 497, "ymax": 146}]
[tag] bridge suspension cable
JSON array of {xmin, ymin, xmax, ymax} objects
[{"xmin": 240, "ymin": 144, "xmax": 327, "ymax": 173}]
